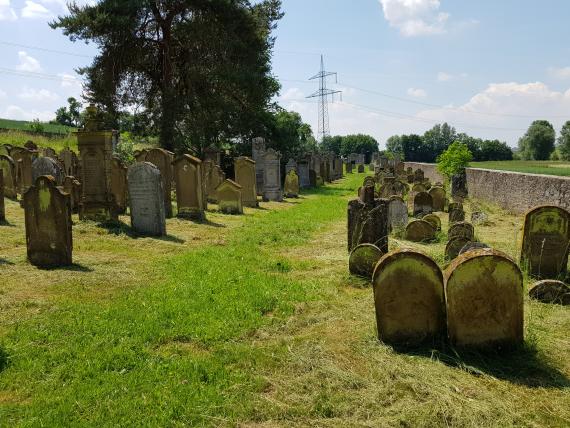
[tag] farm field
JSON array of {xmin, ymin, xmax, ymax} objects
[
  {"xmin": 471, "ymin": 160, "xmax": 570, "ymax": 177},
  {"xmin": 0, "ymin": 118, "xmax": 74, "ymax": 135},
  {"xmin": 0, "ymin": 172, "xmax": 569, "ymax": 426}
]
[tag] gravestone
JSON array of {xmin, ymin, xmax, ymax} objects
[
  {"xmin": 448, "ymin": 202, "xmax": 463, "ymax": 212},
  {"xmin": 0, "ymin": 171, "xmax": 4, "ymax": 221},
  {"xmin": 363, "ymin": 176, "xmax": 376, "ymax": 188},
  {"xmin": 445, "ymin": 249, "xmax": 524, "ymax": 348},
  {"xmin": 387, "ymin": 196, "xmax": 408, "ymax": 231},
  {"xmin": 12, "ymin": 148, "xmax": 35, "ymax": 195},
  {"xmin": 145, "ymin": 148, "xmax": 173, "ymax": 218},
  {"xmin": 529, "ymin": 280, "xmax": 570, "ymax": 305},
  {"xmin": 347, "ymin": 197, "xmax": 389, "ymax": 253},
  {"xmin": 357, "ymin": 164, "xmax": 365, "ymax": 173},
  {"xmin": 24, "ymin": 140, "xmax": 38, "ymax": 151},
  {"xmin": 216, "ymin": 179, "xmax": 243, "ymax": 215},
  {"xmin": 422, "ymin": 213, "xmax": 441, "ymax": 231},
  {"xmin": 252, "ymin": 137, "xmax": 266, "ymax": 195},
  {"xmin": 520, "ymin": 205, "xmax": 570, "ymax": 279},
  {"xmin": 234, "ymin": 157, "xmax": 258, "ymax": 207},
  {"xmin": 208, "ymin": 164, "xmax": 225, "ymax": 204},
  {"xmin": 262, "ymin": 149, "xmax": 283, "ymax": 202},
  {"xmin": 411, "ymin": 183, "xmax": 426, "ymax": 194},
  {"xmin": 0, "ymin": 155, "xmax": 17, "ymax": 199},
  {"xmin": 75, "ymin": 105, "xmax": 117, "ymax": 221},
  {"xmin": 172, "ymin": 154, "xmax": 205, "ymax": 221},
  {"xmin": 63, "ymin": 175, "xmax": 81, "ymax": 214},
  {"xmin": 349, "ymin": 243, "xmax": 384, "ymax": 279},
  {"xmin": 372, "ymin": 250, "xmax": 445, "ymax": 346},
  {"xmin": 405, "ymin": 220, "xmax": 436, "ymax": 242},
  {"xmin": 127, "ymin": 162, "xmax": 166, "ymax": 236},
  {"xmin": 285, "ymin": 159, "xmax": 297, "ymax": 176},
  {"xmin": 24, "ymin": 176, "xmax": 72, "ymax": 267},
  {"xmin": 298, "ymin": 158, "xmax": 311, "ymax": 188},
  {"xmin": 42, "ymin": 147, "xmax": 57, "ymax": 159},
  {"xmin": 445, "ymin": 236, "xmax": 472, "ymax": 260},
  {"xmin": 110, "ymin": 157, "xmax": 128, "ymax": 214},
  {"xmin": 32, "ymin": 157, "xmax": 64, "ymax": 185},
  {"xmin": 451, "ymin": 171, "xmax": 468, "ymax": 199},
  {"xmin": 413, "ymin": 192, "xmax": 433, "ymax": 218},
  {"xmin": 448, "ymin": 221, "xmax": 475, "ymax": 241},
  {"xmin": 59, "ymin": 148, "xmax": 78, "ymax": 177},
  {"xmin": 413, "ymin": 169, "xmax": 424, "ymax": 183},
  {"xmin": 203, "ymin": 147, "xmax": 221, "ymax": 166},
  {"xmin": 346, "ymin": 161, "xmax": 353, "ymax": 174},
  {"xmin": 284, "ymin": 170, "xmax": 300, "ymax": 198},
  {"xmin": 428, "ymin": 186, "xmax": 446, "ymax": 212},
  {"xmin": 134, "ymin": 149, "xmax": 148, "ymax": 162},
  {"xmin": 449, "ymin": 208, "xmax": 466, "ymax": 224},
  {"xmin": 459, "ymin": 241, "xmax": 490, "ymax": 256},
  {"xmin": 309, "ymin": 169, "xmax": 317, "ymax": 187}
]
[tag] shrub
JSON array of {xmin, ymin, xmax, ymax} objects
[{"xmin": 437, "ymin": 141, "xmax": 473, "ymax": 178}]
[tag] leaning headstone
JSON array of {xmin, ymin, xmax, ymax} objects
[
  {"xmin": 32, "ymin": 157, "xmax": 64, "ymax": 185},
  {"xmin": 172, "ymin": 154, "xmax": 205, "ymax": 221},
  {"xmin": 422, "ymin": 213, "xmax": 441, "ymax": 231},
  {"xmin": 349, "ymin": 243, "xmax": 384, "ymax": 279},
  {"xmin": 216, "ymin": 179, "xmax": 243, "ymax": 215},
  {"xmin": 428, "ymin": 186, "xmax": 446, "ymax": 212},
  {"xmin": 234, "ymin": 157, "xmax": 258, "ymax": 207},
  {"xmin": 520, "ymin": 205, "xmax": 570, "ymax": 279},
  {"xmin": 448, "ymin": 221, "xmax": 475, "ymax": 241},
  {"xmin": 347, "ymin": 197, "xmax": 389, "ymax": 254},
  {"xmin": 445, "ymin": 249, "xmax": 524, "ymax": 348},
  {"xmin": 145, "ymin": 148, "xmax": 173, "ymax": 218},
  {"xmin": 372, "ymin": 250, "xmax": 445, "ymax": 346},
  {"xmin": 405, "ymin": 220, "xmax": 436, "ymax": 242},
  {"xmin": 63, "ymin": 176, "xmax": 81, "ymax": 214},
  {"xmin": 252, "ymin": 137, "xmax": 266, "ymax": 195},
  {"xmin": 387, "ymin": 196, "xmax": 408, "ymax": 231},
  {"xmin": 445, "ymin": 237, "xmax": 472, "ymax": 260},
  {"xmin": 24, "ymin": 176, "xmax": 72, "ymax": 267},
  {"xmin": 111, "ymin": 157, "xmax": 128, "ymax": 214},
  {"xmin": 529, "ymin": 280, "xmax": 570, "ymax": 305},
  {"xmin": 127, "ymin": 162, "xmax": 166, "ymax": 236},
  {"xmin": 413, "ymin": 192, "xmax": 433, "ymax": 218},
  {"xmin": 284, "ymin": 170, "xmax": 300, "ymax": 198},
  {"xmin": 263, "ymin": 149, "xmax": 283, "ymax": 202},
  {"xmin": 0, "ymin": 154, "xmax": 17, "ymax": 199}
]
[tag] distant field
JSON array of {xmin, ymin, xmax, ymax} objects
[
  {"xmin": 0, "ymin": 118, "xmax": 74, "ymax": 135},
  {"xmin": 0, "ymin": 130, "xmax": 77, "ymax": 152},
  {"xmin": 471, "ymin": 160, "xmax": 570, "ymax": 177}
]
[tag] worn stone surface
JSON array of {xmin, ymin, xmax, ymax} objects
[
  {"xmin": 413, "ymin": 169, "xmax": 424, "ymax": 183},
  {"xmin": 347, "ymin": 199, "xmax": 389, "ymax": 253},
  {"xmin": 372, "ymin": 250, "xmax": 445, "ymax": 346},
  {"xmin": 449, "ymin": 208, "xmax": 466, "ymax": 224},
  {"xmin": 451, "ymin": 171, "xmax": 468, "ymax": 199},
  {"xmin": 263, "ymin": 149, "xmax": 283, "ymax": 202},
  {"xmin": 529, "ymin": 280, "xmax": 570, "ymax": 305},
  {"xmin": 172, "ymin": 154, "xmax": 204, "ymax": 221},
  {"xmin": 346, "ymin": 161, "xmax": 353, "ymax": 174},
  {"xmin": 32, "ymin": 157, "xmax": 64, "ymax": 185},
  {"xmin": 428, "ymin": 186, "xmax": 446, "ymax": 212},
  {"xmin": 127, "ymin": 162, "xmax": 166, "ymax": 236},
  {"xmin": 405, "ymin": 220, "xmax": 436, "ymax": 242},
  {"xmin": 413, "ymin": 191, "xmax": 433, "ymax": 218},
  {"xmin": 422, "ymin": 213, "xmax": 441, "ymax": 231},
  {"xmin": 134, "ymin": 149, "xmax": 148, "ymax": 162},
  {"xmin": 459, "ymin": 241, "xmax": 490, "ymax": 256},
  {"xmin": 444, "ymin": 249, "xmax": 524, "ymax": 348},
  {"xmin": 252, "ymin": 137, "xmax": 266, "ymax": 195},
  {"xmin": 298, "ymin": 159, "xmax": 311, "ymax": 188},
  {"xmin": 24, "ymin": 176, "xmax": 72, "ymax": 267},
  {"xmin": 285, "ymin": 159, "xmax": 297, "ymax": 176},
  {"xmin": 63, "ymin": 175, "xmax": 81, "ymax": 214},
  {"xmin": 216, "ymin": 179, "xmax": 243, "ymax": 214},
  {"xmin": 520, "ymin": 205, "xmax": 570, "ymax": 279},
  {"xmin": 0, "ymin": 171, "xmax": 5, "ymax": 221},
  {"xmin": 234, "ymin": 157, "xmax": 258, "ymax": 207},
  {"xmin": 349, "ymin": 244, "xmax": 384, "ymax": 279},
  {"xmin": 59, "ymin": 148, "xmax": 78, "ymax": 177},
  {"xmin": 448, "ymin": 221, "xmax": 475, "ymax": 241},
  {"xmin": 387, "ymin": 196, "xmax": 408, "ymax": 231},
  {"xmin": 357, "ymin": 164, "xmax": 365, "ymax": 173},
  {"xmin": 109, "ymin": 157, "xmax": 127, "ymax": 214},
  {"xmin": 445, "ymin": 237, "xmax": 472, "ymax": 260},
  {"xmin": 0, "ymin": 154, "xmax": 17, "ymax": 199},
  {"xmin": 11, "ymin": 147, "xmax": 36, "ymax": 194},
  {"xmin": 146, "ymin": 148, "xmax": 174, "ymax": 218},
  {"xmin": 284, "ymin": 170, "xmax": 300, "ymax": 198},
  {"xmin": 412, "ymin": 183, "xmax": 426, "ymax": 194}
]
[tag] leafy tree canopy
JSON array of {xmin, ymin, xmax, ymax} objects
[
  {"xmin": 518, "ymin": 120, "xmax": 556, "ymax": 160},
  {"xmin": 557, "ymin": 120, "xmax": 570, "ymax": 161},
  {"xmin": 437, "ymin": 141, "xmax": 473, "ymax": 178}
]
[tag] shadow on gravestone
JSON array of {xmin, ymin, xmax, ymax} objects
[
  {"xmin": 349, "ymin": 243, "xmax": 384, "ymax": 280},
  {"xmin": 405, "ymin": 220, "xmax": 436, "ymax": 243},
  {"xmin": 529, "ymin": 280, "xmax": 570, "ymax": 305}
]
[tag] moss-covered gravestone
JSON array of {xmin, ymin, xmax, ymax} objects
[
  {"xmin": 520, "ymin": 205, "xmax": 570, "ymax": 279},
  {"xmin": 449, "ymin": 208, "xmax": 465, "ymax": 224},
  {"xmin": 172, "ymin": 154, "xmax": 204, "ymax": 221},
  {"xmin": 0, "ymin": 171, "xmax": 5, "ymax": 222},
  {"xmin": 428, "ymin": 186, "xmax": 446, "ymax": 212},
  {"xmin": 405, "ymin": 220, "xmax": 436, "ymax": 242},
  {"xmin": 0, "ymin": 155, "xmax": 17, "ymax": 199},
  {"xmin": 32, "ymin": 157, "xmax": 64, "ymax": 186},
  {"xmin": 459, "ymin": 241, "xmax": 489, "ymax": 256},
  {"xmin": 59, "ymin": 147, "xmax": 79, "ymax": 177},
  {"xmin": 413, "ymin": 192, "xmax": 433, "ymax": 218},
  {"xmin": 216, "ymin": 179, "xmax": 243, "ymax": 215},
  {"xmin": 411, "ymin": 183, "xmax": 426, "ymax": 194},
  {"xmin": 349, "ymin": 243, "xmax": 384, "ymax": 279},
  {"xmin": 445, "ymin": 249, "xmax": 523, "ymax": 348},
  {"xmin": 413, "ymin": 169, "xmax": 424, "ymax": 183},
  {"xmin": 445, "ymin": 236, "xmax": 471, "ymax": 260},
  {"xmin": 24, "ymin": 176, "xmax": 72, "ymax": 267},
  {"xmin": 448, "ymin": 221, "xmax": 474, "ymax": 241},
  {"xmin": 284, "ymin": 170, "xmax": 300, "ymax": 198},
  {"xmin": 111, "ymin": 157, "xmax": 128, "ymax": 214},
  {"xmin": 347, "ymin": 197, "xmax": 389, "ymax": 254},
  {"xmin": 372, "ymin": 250, "xmax": 445, "ymax": 346},
  {"xmin": 363, "ymin": 176, "xmax": 376, "ymax": 188},
  {"xmin": 128, "ymin": 162, "xmax": 166, "ymax": 236},
  {"xmin": 63, "ymin": 176, "xmax": 81, "ymax": 214},
  {"xmin": 423, "ymin": 213, "xmax": 441, "ymax": 231},
  {"xmin": 11, "ymin": 147, "xmax": 35, "ymax": 195},
  {"xmin": 234, "ymin": 157, "xmax": 258, "ymax": 207},
  {"xmin": 529, "ymin": 280, "xmax": 570, "ymax": 305}
]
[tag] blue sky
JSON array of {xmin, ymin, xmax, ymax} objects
[{"xmin": 1, "ymin": 0, "xmax": 570, "ymax": 148}]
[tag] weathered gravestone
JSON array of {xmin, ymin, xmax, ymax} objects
[
  {"xmin": 449, "ymin": 208, "xmax": 466, "ymax": 224},
  {"xmin": 405, "ymin": 220, "xmax": 436, "ymax": 242},
  {"xmin": 357, "ymin": 164, "xmax": 365, "ymax": 173},
  {"xmin": 146, "ymin": 148, "xmax": 173, "ymax": 218},
  {"xmin": 203, "ymin": 147, "xmax": 221, "ymax": 166},
  {"xmin": 42, "ymin": 147, "xmax": 57, "ymax": 159},
  {"xmin": 445, "ymin": 237, "xmax": 472, "ymax": 260},
  {"xmin": 349, "ymin": 243, "xmax": 384, "ymax": 279},
  {"xmin": 520, "ymin": 205, "xmax": 570, "ymax": 279},
  {"xmin": 346, "ymin": 160, "xmax": 353, "ymax": 174},
  {"xmin": 24, "ymin": 176, "xmax": 72, "ymax": 267},
  {"xmin": 459, "ymin": 241, "xmax": 490, "ymax": 256},
  {"xmin": 201, "ymin": 159, "xmax": 214, "ymax": 205},
  {"xmin": 529, "ymin": 280, "xmax": 570, "ymax": 305},
  {"xmin": 11, "ymin": 147, "xmax": 35, "ymax": 195},
  {"xmin": 63, "ymin": 176, "xmax": 81, "ymax": 214},
  {"xmin": 297, "ymin": 158, "xmax": 311, "ymax": 188},
  {"xmin": 422, "ymin": 213, "xmax": 441, "ymax": 231},
  {"xmin": 451, "ymin": 171, "xmax": 468, "ymax": 200},
  {"xmin": 411, "ymin": 183, "xmax": 426, "ymax": 194},
  {"xmin": 372, "ymin": 250, "xmax": 445, "ymax": 346},
  {"xmin": 285, "ymin": 159, "xmax": 297, "ymax": 176},
  {"xmin": 428, "ymin": 186, "xmax": 446, "ymax": 212},
  {"xmin": 172, "ymin": 154, "xmax": 204, "ymax": 221},
  {"xmin": 127, "ymin": 162, "xmax": 166, "ymax": 236},
  {"xmin": 448, "ymin": 221, "xmax": 475, "ymax": 241},
  {"xmin": 234, "ymin": 157, "xmax": 258, "ymax": 207},
  {"xmin": 445, "ymin": 249, "xmax": 523, "ymax": 348},
  {"xmin": 32, "ymin": 157, "xmax": 64, "ymax": 185},
  {"xmin": 252, "ymin": 137, "xmax": 266, "ymax": 195},
  {"xmin": 413, "ymin": 169, "xmax": 424, "ymax": 183},
  {"xmin": 387, "ymin": 196, "xmax": 408, "ymax": 231},
  {"xmin": 347, "ymin": 191, "xmax": 389, "ymax": 253},
  {"xmin": 263, "ymin": 149, "xmax": 283, "ymax": 202},
  {"xmin": 284, "ymin": 170, "xmax": 300, "ymax": 198},
  {"xmin": 413, "ymin": 192, "xmax": 433, "ymax": 218},
  {"xmin": 110, "ymin": 157, "xmax": 128, "ymax": 214},
  {"xmin": 59, "ymin": 148, "xmax": 78, "ymax": 177},
  {"xmin": 134, "ymin": 149, "xmax": 148, "ymax": 162},
  {"xmin": 0, "ymin": 155, "xmax": 17, "ymax": 199},
  {"xmin": 0, "ymin": 171, "xmax": 4, "ymax": 222},
  {"xmin": 24, "ymin": 140, "xmax": 38, "ymax": 151},
  {"xmin": 216, "ymin": 179, "xmax": 243, "ymax": 215}
]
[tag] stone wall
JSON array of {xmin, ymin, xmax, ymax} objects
[{"xmin": 403, "ymin": 162, "xmax": 570, "ymax": 214}]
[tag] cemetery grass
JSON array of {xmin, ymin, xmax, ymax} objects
[
  {"xmin": 0, "ymin": 174, "xmax": 568, "ymax": 426},
  {"xmin": 0, "ymin": 130, "xmax": 77, "ymax": 152},
  {"xmin": 471, "ymin": 160, "xmax": 570, "ymax": 177}
]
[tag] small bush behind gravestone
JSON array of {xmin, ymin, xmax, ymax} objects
[{"xmin": 437, "ymin": 142, "xmax": 473, "ymax": 179}]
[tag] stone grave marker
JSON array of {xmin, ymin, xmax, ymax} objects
[
  {"xmin": 347, "ymin": 197, "xmax": 389, "ymax": 254},
  {"xmin": 59, "ymin": 148, "xmax": 78, "ymax": 177},
  {"xmin": 413, "ymin": 169, "xmax": 424, "ymax": 183},
  {"xmin": 32, "ymin": 157, "xmax": 64, "ymax": 185},
  {"xmin": 405, "ymin": 220, "xmax": 436, "ymax": 242},
  {"xmin": 42, "ymin": 147, "xmax": 57, "ymax": 159},
  {"xmin": 63, "ymin": 176, "xmax": 81, "ymax": 214},
  {"xmin": 448, "ymin": 202, "xmax": 463, "ymax": 212},
  {"xmin": 134, "ymin": 149, "xmax": 148, "ymax": 162},
  {"xmin": 448, "ymin": 221, "xmax": 475, "ymax": 241},
  {"xmin": 127, "ymin": 162, "xmax": 166, "ymax": 236},
  {"xmin": 411, "ymin": 183, "xmax": 426, "ymax": 194},
  {"xmin": 388, "ymin": 196, "xmax": 408, "ymax": 231},
  {"xmin": 413, "ymin": 191, "xmax": 433, "ymax": 218},
  {"xmin": 520, "ymin": 205, "xmax": 570, "ymax": 279},
  {"xmin": 12, "ymin": 148, "xmax": 35, "ymax": 195},
  {"xmin": 234, "ymin": 157, "xmax": 258, "ymax": 207},
  {"xmin": 216, "ymin": 179, "xmax": 243, "ymax": 214},
  {"xmin": 445, "ymin": 249, "xmax": 524, "ymax": 348},
  {"xmin": 24, "ymin": 176, "xmax": 72, "ymax": 267},
  {"xmin": 252, "ymin": 137, "xmax": 266, "ymax": 195},
  {"xmin": 284, "ymin": 170, "xmax": 300, "ymax": 198},
  {"xmin": 201, "ymin": 159, "xmax": 214, "ymax": 205},
  {"xmin": 207, "ymin": 164, "xmax": 225, "ymax": 204},
  {"xmin": 24, "ymin": 140, "xmax": 38, "ymax": 151},
  {"xmin": 0, "ymin": 155, "xmax": 17, "ymax": 199},
  {"xmin": 529, "ymin": 280, "xmax": 570, "ymax": 305},
  {"xmin": 449, "ymin": 208, "xmax": 466, "ymax": 224},
  {"xmin": 263, "ymin": 149, "xmax": 283, "ymax": 202},
  {"xmin": 298, "ymin": 158, "xmax": 311, "ymax": 187},
  {"xmin": 428, "ymin": 186, "xmax": 446, "ymax": 212},
  {"xmin": 285, "ymin": 159, "xmax": 297, "ymax": 176},
  {"xmin": 372, "ymin": 250, "xmax": 445, "ymax": 346},
  {"xmin": 349, "ymin": 243, "xmax": 384, "ymax": 279},
  {"xmin": 357, "ymin": 164, "xmax": 365, "ymax": 173},
  {"xmin": 422, "ymin": 213, "xmax": 441, "ymax": 231},
  {"xmin": 146, "ymin": 148, "xmax": 173, "ymax": 218},
  {"xmin": 0, "ymin": 171, "xmax": 4, "ymax": 222},
  {"xmin": 459, "ymin": 241, "xmax": 490, "ymax": 256},
  {"xmin": 451, "ymin": 171, "xmax": 468, "ymax": 199},
  {"xmin": 111, "ymin": 157, "xmax": 128, "ymax": 214},
  {"xmin": 346, "ymin": 160, "xmax": 353, "ymax": 174},
  {"xmin": 172, "ymin": 154, "xmax": 204, "ymax": 221},
  {"xmin": 445, "ymin": 236, "xmax": 472, "ymax": 260}
]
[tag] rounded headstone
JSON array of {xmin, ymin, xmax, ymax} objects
[
  {"xmin": 422, "ymin": 213, "xmax": 441, "ymax": 231},
  {"xmin": 445, "ymin": 237, "xmax": 471, "ymax": 260},
  {"xmin": 388, "ymin": 196, "xmax": 408, "ymax": 231},
  {"xmin": 529, "ymin": 280, "xmax": 570, "ymax": 305},
  {"xmin": 405, "ymin": 220, "xmax": 436, "ymax": 242},
  {"xmin": 428, "ymin": 186, "xmax": 446, "ymax": 212},
  {"xmin": 349, "ymin": 244, "xmax": 384, "ymax": 279},
  {"xmin": 31, "ymin": 157, "xmax": 64, "ymax": 185},
  {"xmin": 448, "ymin": 221, "xmax": 474, "ymax": 241},
  {"xmin": 459, "ymin": 241, "xmax": 490, "ymax": 256},
  {"xmin": 413, "ymin": 191, "xmax": 433, "ymax": 217}
]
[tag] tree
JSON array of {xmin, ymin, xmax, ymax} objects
[
  {"xmin": 321, "ymin": 135, "xmax": 343, "ymax": 156},
  {"xmin": 386, "ymin": 135, "xmax": 403, "ymax": 157},
  {"xmin": 557, "ymin": 121, "xmax": 570, "ymax": 161},
  {"xmin": 479, "ymin": 139, "xmax": 513, "ymax": 161},
  {"xmin": 340, "ymin": 134, "xmax": 378, "ymax": 159},
  {"xmin": 518, "ymin": 120, "xmax": 556, "ymax": 160},
  {"xmin": 54, "ymin": 97, "xmax": 83, "ymax": 127},
  {"xmin": 400, "ymin": 134, "xmax": 427, "ymax": 162},
  {"xmin": 269, "ymin": 109, "xmax": 316, "ymax": 161},
  {"xmin": 51, "ymin": 0, "xmax": 282, "ymax": 152},
  {"xmin": 437, "ymin": 141, "xmax": 473, "ymax": 178},
  {"xmin": 423, "ymin": 123, "xmax": 457, "ymax": 162}
]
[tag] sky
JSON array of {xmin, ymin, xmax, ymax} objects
[{"xmin": 1, "ymin": 0, "xmax": 570, "ymax": 148}]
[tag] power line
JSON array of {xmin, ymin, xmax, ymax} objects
[
  {"xmin": 0, "ymin": 67, "xmax": 81, "ymax": 84},
  {"xmin": 0, "ymin": 40, "xmax": 93, "ymax": 58}
]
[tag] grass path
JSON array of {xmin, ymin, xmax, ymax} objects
[{"xmin": 1, "ymin": 173, "xmax": 569, "ymax": 426}]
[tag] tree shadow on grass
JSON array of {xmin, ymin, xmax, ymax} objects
[
  {"xmin": 0, "ymin": 258, "xmax": 15, "ymax": 266},
  {"xmin": 0, "ymin": 345, "xmax": 8, "ymax": 374}
]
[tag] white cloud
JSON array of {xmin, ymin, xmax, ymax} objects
[
  {"xmin": 0, "ymin": 0, "xmax": 17, "ymax": 21},
  {"xmin": 2, "ymin": 105, "xmax": 54, "ymax": 122},
  {"xmin": 16, "ymin": 51, "xmax": 42, "ymax": 72},
  {"xmin": 407, "ymin": 87, "xmax": 427, "ymax": 98},
  {"xmin": 437, "ymin": 71, "xmax": 468, "ymax": 82},
  {"xmin": 0, "ymin": 89, "xmax": 6, "ymax": 99},
  {"xmin": 379, "ymin": 0, "xmax": 450, "ymax": 37},
  {"xmin": 58, "ymin": 73, "xmax": 82, "ymax": 88},
  {"xmin": 21, "ymin": 0, "xmax": 52, "ymax": 19},
  {"xmin": 18, "ymin": 86, "xmax": 59, "ymax": 102},
  {"xmin": 280, "ymin": 87, "xmax": 305, "ymax": 102},
  {"xmin": 548, "ymin": 66, "xmax": 570, "ymax": 80}
]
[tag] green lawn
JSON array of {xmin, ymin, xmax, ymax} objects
[
  {"xmin": 471, "ymin": 160, "xmax": 570, "ymax": 177},
  {"xmin": 0, "ymin": 173, "xmax": 569, "ymax": 426}
]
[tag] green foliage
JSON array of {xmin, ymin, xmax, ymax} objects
[
  {"xmin": 0, "ymin": 118, "xmax": 73, "ymax": 135},
  {"xmin": 29, "ymin": 119, "xmax": 45, "ymax": 134},
  {"xmin": 114, "ymin": 133, "xmax": 136, "ymax": 164},
  {"xmin": 437, "ymin": 141, "xmax": 473, "ymax": 178},
  {"xmin": 385, "ymin": 135, "xmax": 403, "ymax": 157},
  {"xmin": 518, "ymin": 120, "xmax": 556, "ymax": 160},
  {"xmin": 340, "ymin": 134, "xmax": 378, "ymax": 158},
  {"xmin": 54, "ymin": 97, "xmax": 82, "ymax": 127},
  {"xmin": 321, "ymin": 135, "xmax": 343, "ymax": 155},
  {"xmin": 268, "ymin": 109, "xmax": 316, "ymax": 161},
  {"xmin": 557, "ymin": 120, "xmax": 570, "ymax": 161}
]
